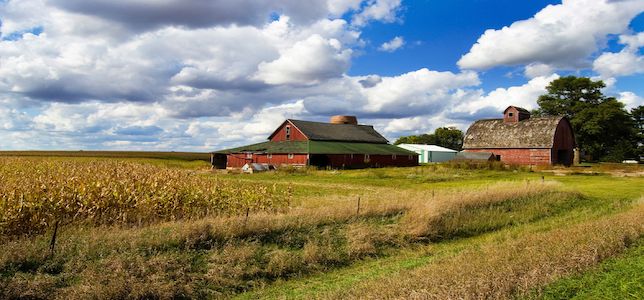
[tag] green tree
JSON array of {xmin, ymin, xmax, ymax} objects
[
  {"xmin": 434, "ymin": 127, "xmax": 464, "ymax": 150},
  {"xmin": 631, "ymin": 105, "xmax": 644, "ymax": 158},
  {"xmin": 536, "ymin": 76, "xmax": 638, "ymax": 162},
  {"xmin": 394, "ymin": 127, "xmax": 464, "ymax": 150}
]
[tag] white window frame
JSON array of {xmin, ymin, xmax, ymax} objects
[
  {"xmin": 267, "ymin": 153, "xmax": 272, "ymax": 159},
  {"xmin": 288, "ymin": 153, "xmax": 294, "ymax": 159},
  {"xmin": 285, "ymin": 125, "xmax": 291, "ymax": 140}
]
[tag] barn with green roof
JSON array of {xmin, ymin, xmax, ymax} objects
[{"xmin": 211, "ymin": 116, "xmax": 418, "ymax": 169}]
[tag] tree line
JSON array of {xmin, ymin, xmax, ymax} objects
[{"xmin": 394, "ymin": 127, "xmax": 464, "ymax": 151}]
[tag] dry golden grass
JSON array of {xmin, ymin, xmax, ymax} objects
[
  {"xmin": 0, "ymin": 180, "xmax": 581, "ymax": 299},
  {"xmin": 326, "ymin": 201, "xmax": 644, "ymax": 300},
  {"xmin": 400, "ymin": 181, "xmax": 562, "ymax": 239}
]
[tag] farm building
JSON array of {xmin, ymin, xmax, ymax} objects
[
  {"xmin": 462, "ymin": 106, "xmax": 575, "ymax": 166},
  {"xmin": 453, "ymin": 151, "xmax": 496, "ymax": 162},
  {"xmin": 397, "ymin": 144, "xmax": 458, "ymax": 163},
  {"xmin": 212, "ymin": 116, "xmax": 418, "ymax": 169}
]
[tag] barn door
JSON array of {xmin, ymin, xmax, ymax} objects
[{"xmin": 556, "ymin": 149, "xmax": 570, "ymax": 166}]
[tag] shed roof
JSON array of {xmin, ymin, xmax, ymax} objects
[
  {"xmin": 215, "ymin": 140, "xmax": 416, "ymax": 155},
  {"xmin": 454, "ymin": 152, "xmax": 496, "ymax": 161},
  {"xmin": 463, "ymin": 116, "xmax": 565, "ymax": 149},
  {"xmin": 397, "ymin": 144, "xmax": 458, "ymax": 153},
  {"xmin": 270, "ymin": 119, "xmax": 389, "ymax": 144}
]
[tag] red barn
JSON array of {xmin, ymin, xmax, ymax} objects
[
  {"xmin": 212, "ymin": 116, "xmax": 418, "ymax": 169},
  {"xmin": 462, "ymin": 106, "xmax": 575, "ymax": 166}
]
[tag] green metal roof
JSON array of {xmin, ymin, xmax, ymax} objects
[
  {"xmin": 215, "ymin": 141, "xmax": 417, "ymax": 155},
  {"xmin": 308, "ymin": 141, "xmax": 415, "ymax": 155},
  {"xmin": 214, "ymin": 141, "xmax": 308, "ymax": 154}
]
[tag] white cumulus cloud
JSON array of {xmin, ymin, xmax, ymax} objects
[
  {"xmin": 458, "ymin": 0, "xmax": 644, "ymax": 70},
  {"xmin": 379, "ymin": 36, "xmax": 405, "ymax": 52},
  {"xmin": 593, "ymin": 32, "xmax": 644, "ymax": 78}
]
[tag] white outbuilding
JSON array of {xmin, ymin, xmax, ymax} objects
[{"xmin": 397, "ymin": 144, "xmax": 458, "ymax": 163}]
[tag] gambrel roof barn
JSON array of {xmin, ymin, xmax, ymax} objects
[{"xmin": 462, "ymin": 106, "xmax": 575, "ymax": 166}]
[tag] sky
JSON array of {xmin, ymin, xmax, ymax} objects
[{"xmin": 0, "ymin": 0, "xmax": 643, "ymax": 151}]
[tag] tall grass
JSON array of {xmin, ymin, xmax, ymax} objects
[
  {"xmin": 326, "ymin": 202, "xmax": 644, "ymax": 299},
  {"xmin": 401, "ymin": 182, "xmax": 573, "ymax": 240},
  {"xmin": 0, "ymin": 181, "xmax": 590, "ymax": 298}
]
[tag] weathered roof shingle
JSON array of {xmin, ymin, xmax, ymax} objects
[{"xmin": 463, "ymin": 116, "xmax": 565, "ymax": 149}]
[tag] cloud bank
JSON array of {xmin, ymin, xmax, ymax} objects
[{"xmin": 0, "ymin": 0, "xmax": 642, "ymax": 151}]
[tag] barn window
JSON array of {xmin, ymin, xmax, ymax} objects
[
  {"xmin": 350, "ymin": 154, "xmax": 354, "ymax": 159},
  {"xmin": 285, "ymin": 125, "xmax": 291, "ymax": 140},
  {"xmin": 288, "ymin": 153, "xmax": 294, "ymax": 159},
  {"xmin": 267, "ymin": 153, "xmax": 272, "ymax": 159},
  {"xmin": 495, "ymin": 155, "xmax": 501, "ymax": 161},
  {"xmin": 508, "ymin": 112, "xmax": 513, "ymax": 117},
  {"xmin": 409, "ymin": 155, "xmax": 413, "ymax": 160},
  {"xmin": 392, "ymin": 154, "xmax": 397, "ymax": 160},
  {"xmin": 364, "ymin": 154, "xmax": 370, "ymax": 162},
  {"xmin": 246, "ymin": 153, "xmax": 253, "ymax": 159}
]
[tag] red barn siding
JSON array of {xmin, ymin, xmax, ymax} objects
[
  {"xmin": 464, "ymin": 149, "xmax": 551, "ymax": 165},
  {"xmin": 227, "ymin": 153, "xmax": 418, "ymax": 168},
  {"xmin": 325, "ymin": 154, "xmax": 417, "ymax": 168},
  {"xmin": 226, "ymin": 153, "xmax": 307, "ymax": 168},
  {"xmin": 503, "ymin": 107, "xmax": 520, "ymax": 123},
  {"xmin": 270, "ymin": 122, "xmax": 308, "ymax": 142}
]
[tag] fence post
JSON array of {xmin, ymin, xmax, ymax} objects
[
  {"xmin": 49, "ymin": 219, "xmax": 60, "ymax": 258},
  {"xmin": 356, "ymin": 196, "xmax": 361, "ymax": 216}
]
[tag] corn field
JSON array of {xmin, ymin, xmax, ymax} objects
[{"xmin": 0, "ymin": 157, "xmax": 291, "ymax": 236}]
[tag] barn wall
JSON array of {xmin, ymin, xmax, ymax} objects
[
  {"xmin": 257, "ymin": 154, "xmax": 307, "ymax": 166},
  {"xmin": 326, "ymin": 154, "xmax": 418, "ymax": 168},
  {"xmin": 551, "ymin": 119, "xmax": 575, "ymax": 166},
  {"xmin": 270, "ymin": 122, "xmax": 308, "ymax": 142},
  {"xmin": 227, "ymin": 153, "xmax": 308, "ymax": 168},
  {"xmin": 464, "ymin": 149, "xmax": 551, "ymax": 165}
]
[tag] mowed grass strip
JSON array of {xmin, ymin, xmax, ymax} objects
[{"xmin": 322, "ymin": 203, "xmax": 644, "ymax": 300}]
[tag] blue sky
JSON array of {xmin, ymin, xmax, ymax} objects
[{"xmin": 0, "ymin": 0, "xmax": 643, "ymax": 151}]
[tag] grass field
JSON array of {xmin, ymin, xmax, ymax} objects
[{"xmin": 0, "ymin": 155, "xmax": 642, "ymax": 299}]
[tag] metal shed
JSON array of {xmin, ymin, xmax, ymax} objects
[{"xmin": 397, "ymin": 144, "xmax": 458, "ymax": 163}]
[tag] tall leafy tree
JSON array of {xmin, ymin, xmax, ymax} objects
[
  {"xmin": 631, "ymin": 105, "xmax": 644, "ymax": 159},
  {"xmin": 394, "ymin": 127, "xmax": 464, "ymax": 150},
  {"xmin": 536, "ymin": 76, "xmax": 637, "ymax": 162}
]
